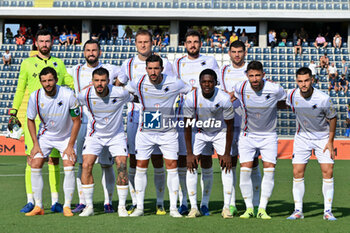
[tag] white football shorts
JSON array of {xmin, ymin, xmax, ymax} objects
[{"xmin": 34, "ymin": 136, "xmax": 76, "ymax": 161}]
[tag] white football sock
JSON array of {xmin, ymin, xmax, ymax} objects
[
  {"xmin": 178, "ymin": 166, "xmax": 188, "ymax": 207},
  {"xmin": 101, "ymin": 165, "xmax": 115, "ymax": 205},
  {"xmin": 51, "ymin": 192, "xmax": 59, "ymax": 206},
  {"xmin": 31, "ymin": 168, "xmax": 43, "ymax": 208},
  {"xmin": 240, "ymin": 167, "xmax": 253, "ymax": 209},
  {"xmin": 128, "ymin": 167, "xmax": 137, "ymax": 205},
  {"xmin": 63, "ymin": 166, "xmax": 75, "ymax": 208},
  {"xmin": 221, "ymin": 169, "xmax": 233, "ymax": 209},
  {"xmin": 167, "ymin": 168, "xmax": 179, "ymax": 210},
  {"xmin": 252, "ymin": 165, "xmax": 262, "ymax": 207},
  {"xmin": 322, "ymin": 178, "xmax": 334, "ymax": 212},
  {"xmin": 117, "ymin": 185, "xmax": 128, "ymax": 208},
  {"xmin": 229, "ymin": 166, "xmax": 236, "ymax": 206},
  {"xmin": 76, "ymin": 163, "xmax": 86, "ymax": 205},
  {"xmin": 259, "ymin": 168, "xmax": 275, "ymax": 210},
  {"xmin": 200, "ymin": 167, "xmax": 213, "ymax": 208},
  {"xmin": 186, "ymin": 169, "xmax": 198, "ymax": 209},
  {"xmin": 135, "ymin": 167, "xmax": 147, "ymax": 210},
  {"xmin": 27, "ymin": 193, "xmax": 34, "ymax": 204},
  {"xmin": 82, "ymin": 184, "xmax": 94, "ymax": 208},
  {"xmin": 154, "ymin": 167, "xmax": 165, "ymax": 206},
  {"xmin": 293, "ymin": 177, "xmax": 304, "ymax": 211}
]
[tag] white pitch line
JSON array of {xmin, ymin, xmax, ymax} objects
[{"xmin": 0, "ymin": 171, "xmax": 66, "ymax": 177}]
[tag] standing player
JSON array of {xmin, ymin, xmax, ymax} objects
[
  {"xmin": 78, "ymin": 68, "xmax": 133, "ymax": 217},
  {"xmin": 173, "ymin": 30, "xmax": 220, "ymax": 216},
  {"xmin": 233, "ymin": 61, "xmax": 286, "ymax": 220},
  {"xmin": 219, "ymin": 41, "xmax": 262, "ymax": 216},
  {"xmin": 116, "ymin": 30, "xmax": 174, "ymax": 215},
  {"xmin": 183, "ymin": 69, "xmax": 234, "ymax": 218},
  {"xmin": 9, "ymin": 29, "xmax": 74, "ymax": 213},
  {"xmin": 286, "ymin": 67, "xmax": 337, "ymax": 221},
  {"xmin": 128, "ymin": 55, "xmax": 192, "ymax": 217},
  {"xmin": 68, "ymin": 39, "xmax": 120, "ymax": 213},
  {"xmin": 25, "ymin": 67, "xmax": 80, "ymax": 216}
]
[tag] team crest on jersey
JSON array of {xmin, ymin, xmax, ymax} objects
[
  {"xmin": 53, "ymin": 62, "xmax": 58, "ymax": 67},
  {"xmin": 199, "ymin": 104, "xmax": 203, "ymax": 108},
  {"xmin": 190, "ymin": 79, "xmax": 196, "ymax": 86},
  {"xmin": 33, "ymin": 73, "xmax": 38, "ymax": 78},
  {"xmin": 49, "ymin": 120, "xmax": 55, "ymax": 126},
  {"xmin": 104, "ymin": 117, "xmax": 109, "ymax": 123},
  {"xmin": 154, "ymin": 103, "xmax": 160, "ymax": 109},
  {"xmin": 247, "ymin": 95, "xmax": 250, "ymax": 99},
  {"xmin": 182, "ymin": 63, "xmax": 186, "ymax": 67},
  {"xmin": 201, "ymin": 61, "xmax": 206, "ymax": 66},
  {"xmin": 295, "ymin": 101, "xmax": 298, "ymax": 106},
  {"xmin": 41, "ymin": 103, "xmax": 44, "ymax": 108},
  {"xmin": 164, "ymin": 87, "xmax": 169, "ymax": 93},
  {"xmin": 134, "ymin": 65, "xmax": 137, "ymax": 69},
  {"xmin": 145, "ymin": 88, "xmax": 148, "ymax": 92},
  {"xmin": 57, "ymin": 101, "xmax": 63, "ymax": 107},
  {"xmin": 312, "ymin": 104, "xmax": 317, "ymax": 109},
  {"xmin": 215, "ymin": 103, "xmax": 220, "ymax": 108},
  {"xmin": 112, "ymin": 98, "xmax": 117, "ymax": 104},
  {"xmin": 93, "ymin": 101, "xmax": 96, "ymax": 105},
  {"xmin": 266, "ymin": 94, "xmax": 271, "ymax": 100}
]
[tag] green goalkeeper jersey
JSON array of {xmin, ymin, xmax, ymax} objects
[{"xmin": 12, "ymin": 55, "xmax": 74, "ymax": 110}]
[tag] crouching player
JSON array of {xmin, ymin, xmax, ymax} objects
[
  {"xmin": 78, "ymin": 67, "xmax": 133, "ymax": 217},
  {"xmin": 286, "ymin": 67, "xmax": 337, "ymax": 221},
  {"xmin": 26, "ymin": 67, "xmax": 81, "ymax": 216},
  {"xmin": 183, "ymin": 69, "xmax": 234, "ymax": 218}
]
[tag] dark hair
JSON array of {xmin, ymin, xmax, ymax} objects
[
  {"xmin": 184, "ymin": 30, "xmax": 201, "ymax": 41},
  {"xmin": 146, "ymin": 54, "xmax": 163, "ymax": 67},
  {"xmin": 35, "ymin": 29, "xmax": 52, "ymax": 40},
  {"xmin": 83, "ymin": 39, "xmax": 101, "ymax": 51},
  {"xmin": 296, "ymin": 67, "xmax": 312, "ymax": 78},
  {"xmin": 199, "ymin": 68, "xmax": 217, "ymax": 84},
  {"xmin": 229, "ymin": 40, "xmax": 246, "ymax": 51},
  {"xmin": 246, "ymin": 61, "xmax": 264, "ymax": 72},
  {"xmin": 92, "ymin": 67, "xmax": 109, "ymax": 79},
  {"xmin": 135, "ymin": 29, "xmax": 152, "ymax": 42},
  {"xmin": 39, "ymin": 67, "xmax": 57, "ymax": 81}
]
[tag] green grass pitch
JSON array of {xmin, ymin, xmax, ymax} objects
[{"xmin": 1, "ymin": 156, "xmax": 349, "ymax": 233}]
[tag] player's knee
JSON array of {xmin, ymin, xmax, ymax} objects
[
  {"xmin": 31, "ymin": 159, "xmax": 44, "ymax": 169},
  {"xmin": 82, "ymin": 161, "xmax": 94, "ymax": 172},
  {"xmin": 164, "ymin": 159, "xmax": 177, "ymax": 169}
]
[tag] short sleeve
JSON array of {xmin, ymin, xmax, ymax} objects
[
  {"xmin": 110, "ymin": 65, "xmax": 121, "ymax": 85},
  {"xmin": 285, "ymin": 89, "xmax": 292, "ymax": 107},
  {"xmin": 68, "ymin": 90, "xmax": 79, "ymax": 110},
  {"xmin": 125, "ymin": 80, "xmax": 137, "ymax": 94},
  {"xmin": 324, "ymin": 97, "xmax": 337, "ymax": 119},
  {"xmin": 77, "ymin": 90, "xmax": 86, "ymax": 106},
  {"xmin": 121, "ymin": 88, "xmax": 134, "ymax": 103},
  {"xmin": 177, "ymin": 79, "xmax": 192, "ymax": 94},
  {"xmin": 222, "ymin": 96, "xmax": 235, "ymax": 120},
  {"xmin": 276, "ymin": 85, "xmax": 287, "ymax": 101},
  {"xmin": 163, "ymin": 59, "xmax": 175, "ymax": 76},
  {"xmin": 27, "ymin": 92, "xmax": 37, "ymax": 120},
  {"xmin": 183, "ymin": 92, "xmax": 195, "ymax": 118},
  {"xmin": 117, "ymin": 60, "xmax": 129, "ymax": 85}
]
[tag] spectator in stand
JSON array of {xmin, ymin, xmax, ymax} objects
[
  {"xmin": 6, "ymin": 28, "xmax": 13, "ymax": 40},
  {"xmin": 52, "ymin": 26, "xmax": 60, "ymax": 41},
  {"xmin": 341, "ymin": 58, "xmax": 349, "ymax": 80},
  {"xmin": 345, "ymin": 104, "xmax": 350, "ymax": 137},
  {"xmin": 294, "ymin": 38, "xmax": 302, "ymax": 56},
  {"xmin": 15, "ymin": 32, "xmax": 26, "ymax": 45},
  {"xmin": 239, "ymin": 31, "xmax": 250, "ymax": 48},
  {"xmin": 210, "ymin": 31, "xmax": 222, "ymax": 48},
  {"xmin": 223, "ymin": 28, "xmax": 230, "ymax": 42},
  {"xmin": 67, "ymin": 30, "xmax": 77, "ymax": 45},
  {"xmin": 91, "ymin": 32, "xmax": 99, "ymax": 41},
  {"xmin": 299, "ymin": 27, "xmax": 308, "ymax": 42},
  {"xmin": 111, "ymin": 25, "xmax": 119, "ymax": 42},
  {"xmin": 333, "ymin": 33, "xmax": 342, "ymax": 49},
  {"xmin": 292, "ymin": 30, "xmax": 298, "ymax": 44},
  {"xmin": 338, "ymin": 74, "xmax": 348, "ymax": 93},
  {"xmin": 123, "ymin": 26, "xmax": 133, "ymax": 42},
  {"xmin": 328, "ymin": 62, "xmax": 339, "ymax": 92},
  {"xmin": 99, "ymin": 25, "xmax": 109, "ymax": 41},
  {"xmin": 19, "ymin": 24, "xmax": 26, "ymax": 37},
  {"xmin": 2, "ymin": 49, "xmax": 11, "ymax": 66},
  {"xmin": 229, "ymin": 31, "xmax": 238, "ymax": 45},
  {"xmin": 153, "ymin": 33, "xmax": 161, "ymax": 46},
  {"xmin": 154, "ymin": 26, "xmax": 162, "ymax": 37},
  {"xmin": 26, "ymin": 27, "xmax": 33, "ymax": 41},
  {"xmin": 308, "ymin": 60, "xmax": 319, "ymax": 83},
  {"xmin": 320, "ymin": 53, "xmax": 330, "ymax": 69},
  {"xmin": 268, "ymin": 29, "xmax": 276, "ymax": 48},
  {"xmin": 59, "ymin": 31, "xmax": 69, "ymax": 46},
  {"xmin": 280, "ymin": 28, "xmax": 288, "ymax": 44},
  {"xmin": 314, "ymin": 33, "xmax": 328, "ymax": 49},
  {"xmin": 160, "ymin": 34, "xmax": 170, "ymax": 48}
]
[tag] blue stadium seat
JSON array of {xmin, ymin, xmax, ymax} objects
[
  {"xmin": 271, "ymin": 55, "xmax": 277, "ymax": 61},
  {"xmin": 120, "ymin": 53, "xmax": 127, "ymax": 60},
  {"xmin": 262, "ymin": 3, "xmax": 268, "ymax": 9},
  {"xmin": 53, "ymin": 1, "xmax": 60, "ymax": 7},
  {"xmin": 86, "ymin": 1, "xmax": 92, "ymax": 7},
  {"xmin": 164, "ymin": 2, "xmax": 171, "ymax": 8},
  {"xmin": 342, "ymin": 3, "xmax": 348, "ymax": 10},
  {"xmin": 221, "ymin": 3, "xmax": 228, "ymax": 9},
  {"xmin": 101, "ymin": 1, "xmax": 108, "ymax": 7},
  {"xmin": 93, "ymin": 1, "xmax": 100, "ymax": 7},
  {"xmin": 200, "ymin": 48, "xmax": 206, "ymax": 53},
  {"xmin": 286, "ymin": 42, "xmax": 293, "ymax": 48},
  {"xmin": 125, "ymin": 1, "xmax": 132, "ymax": 7},
  {"xmin": 263, "ymin": 62, "xmax": 270, "ymax": 67},
  {"xmin": 263, "ymin": 48, "xmax": 269, "ymax": 54},
  {"xmin": 189, "ymin": 2, "xmax": 195, "ymax": 8},
  {"xmin": 255, "ymin": 55, "xmax": 262, "ymax": 60},
  {"xmin": 255, "ymin": 48, "xmax": 262, "ymax": 53},
  {"xmin": 168, "ymin": 47, "xmax": 175, "ymax": 53},
  {"xmin": 347, "ymin": 90, "xmax": 350, "ymax": 97},
  {"xmin": 339, "ymin": 98, "xmax": 346, "ymax": 104},
  {"xmin": 247, "ymin": 55, "xmax": 253, "ymax": 60},
  {"xmin": 334, "ymin": 3, "xmax": 340, "ymax": 9},
  {"xmin": 180, "ymin": 2, "xmax": 187, "ymax": 8},
  {"xmin": 149, "ymin": 2, "xmax": 155, "ymax": 8},
  {"xmin": 246, "ymin": 3, "xmax": 252, "ymax": 9},
  {"xmin": 238, "ymin": 3, "xmax": 244, "ymax": 9},
  {"xmin": 61, "ymin": 1, "xmax": 68, "ymax": 7},
  {"xmin": 156, "ymin": 2, "xmax": 163, "ymax": 8},
  {"xmin": 109, "ymin": 2, "xmax": 116, "ymax": 7},
  {"xmin": 294, "ymin": 3, "xmax": 300, "ymax": 9},
  {"xmin": 281, "ymin": 120, "xmax": 288, "ymax": 127},
  {"xmin": 278, "ymin": 3, "xmax": 284, "ymax": 9},
  {"xmin": 269, "ymin": 3, "xmax": 276, "ymax": 9},
  {"xmin": 113, "ymin": 53, "xmax": 119, "ymax": 59},
  {"xmin": 10, "ymin": 1, "xmax": 17, "ymax": 7},
  {"xmin": 173, "ymin": 2, "xmax": 179, "ymax": 8},
  {"xmin": 213, "ymin": 2, "xmax": 220, "ymax": 9},
  {"xmin": 77, "ymin": 1, "xmax": 84, "ymax": 7},
  {"xmin": 339, "ymin": 106, "xmax": 347, "ymax": 112},
  {"xmin": 279, "ymin": 62, "xmax": 286, "ymax": 67},
  {"xmin": 68, "ymin": 1, "xmax": 76, "ymax": 7},
  {"xmin": 271, "ymin": 48, "xmax": 277, "ymax": 54},
  {"xmin": 208, "ymin": 48, "xmax": 214, "ymax": 53},
  {"xmin": 197, "ymin": 2, "xmax": 203, "ymax": 8},
  {"xmin": 254, "ymin": 3, "xmax": 260, "ymax": 9}
]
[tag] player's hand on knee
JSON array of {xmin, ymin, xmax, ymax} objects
[
  {"xmin": 187, "ymin": 153, "xmax": 198, "ymax": 173},
  {"xmin": 220, "ymin": 154, "xmax": 232, "ymax": 173},
  {"xmin": 323, "ymin": 142, "xmax": 335, "ymax": 160},
  {"xmin": 30, "ymin": 144, "xmax": 43, "ymax": 160},
  {"xmin": 63, "ymin": 146, "xmax": 77, "ymax": 163}
]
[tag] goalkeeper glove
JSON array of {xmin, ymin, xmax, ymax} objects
[{"xmin": 8, "ymin": 109, "xmax": 21, "ymax": 131}]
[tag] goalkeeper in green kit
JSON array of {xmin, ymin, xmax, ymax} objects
[{"xmin": 8, "ymin": 29, "xmax": 74, "ymax": 213}]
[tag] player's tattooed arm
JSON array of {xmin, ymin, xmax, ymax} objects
[
  {"xmin": 324, "ymin": 117, "xmax": 337, "ymax": 160},
  {"xmin": 116, "ymin": 158, "xmax": 128, "ymax": 185}
]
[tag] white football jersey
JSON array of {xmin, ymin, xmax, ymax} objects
[
  {"xmin": 118, "ymin": 55, "xmax": 174, "ymax": 84},
  {"xmin": 286, "ymin": 88, "xmax": 337, "ymax": 140},
  {"xmin": 27, "ymin": 85, "xmax": 79, "ymax": 140},
  {"xmin": 67, "ymin": 62, "xmax": 120, "ymax": 124},
  {"xmin": 128, "ymin": 74, "xmax": 192, "ymax": 132},
  {"xmin": 183, "ymin": 87, "xmax": 234, "ymax": 135},
  {"xmin": 219, "ymin": 63, "xmax": 248, "ymax": 127},
  {"xmin": 173, "ymin": 55, "xmax": 219, "ymax": 88},
  {"xmin": 234, "ymin": 79, "xmax": 286, "ymax": 137},
  {"xmin": 78, "ymin": 84, "xmax": 133, "ymax": 138}
]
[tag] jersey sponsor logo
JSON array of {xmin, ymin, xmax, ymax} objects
[
  {"xmin": 53, "ymin": 62, "xmax": 58, "ymax": 67},
  {"xmin": 104, "ymin": 117, "xmax": 109, "ymax": 123},
  {"xmin": 154, "ymin": 103, "xmax": 160, "ymax": 109},
  {"xmin": 33, "ymin": 73, "xmax": 38, "ymax": 78},
  {"xmin": 143, "ymin": 110, "xmax": 162, "ymax": 129}
]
